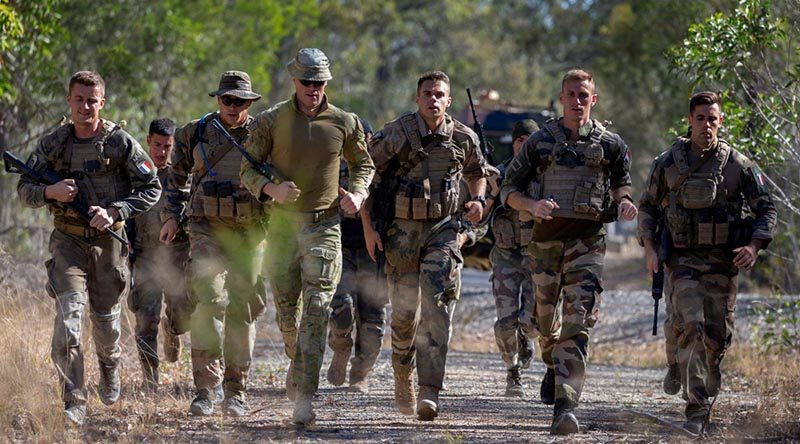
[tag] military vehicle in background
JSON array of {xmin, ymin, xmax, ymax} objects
[{"xmin": 460, "ymin": 89, "xmax": 556, "ymax": 166}]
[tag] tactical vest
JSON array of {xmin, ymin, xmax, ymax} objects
[
  {"xmin": 49, "ymin": 121, "xmax": 132, "ymax": 225},
  {"xmin": 187, "ymin": 117, "xmax": 262, "ymax": 226},
  {"xmin": 393, "ymin": 114, "xmax": 463, "ymax": 220},
  {"xmin": 134, "ymin": 168, "xmax": 186, "ymax": 249},
  {"xmin": 664, "ymin": 138, "xmax": 734, "ymax": 248},
  {"xmin": 536, "ymin": 119, "xmax": 611, "ymax": 221}
]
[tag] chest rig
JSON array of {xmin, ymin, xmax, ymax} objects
[
  {"xmin": 664, "ymin": 138, "xmax": 733, "ymax": 248},
  {"xmin": 188, "ymin": 115, "xmax": 262, "ymax": 226},
  {"xmin": 536, "ymin": 119, "xmax": 610, "ymax": 221},
  {"xmin": 135, "ymin": 169, "xmax": 170, "ymax": 248},
  {"xmin": 48, "ymin": 120, "xmax": 130, "ymax": 224},
  {"xmin": 392, "ymin": 114, "xmax": 464, "ymax": 220}
]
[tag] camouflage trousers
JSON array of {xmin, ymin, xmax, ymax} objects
[
  {"xmin": 529, "ymin": 235, "xmax": 604, "ymax": 408},
  {"xmin": 668, "ymin": 249, "xmax": 737, "ymax": 421},
  {"xmin": 264, "ymin": 210, "xmax": 342, "ymax": 395},
  {"xmin": 663, "ymin": 276, "xmax": 678, "ymax": 366},
  {"xmin": 384, "ymin": 218, "xmax": 462, "ymax": 389},
  {"xmin": 129, "ymin": 241, "xmax": 192, "ymax": 372},
  {"xmin": 328, "ymin": 245, "xmax": 388, "ymax": 379},
  {"xmin": 490, "ymin": 244, "xmax": 535, "ymax": 370},
  {"xmin": 46, "ymin": 227, "xmax": 129, "ymax": 405},
  {"xmin": 187, "ymin": 219, "xmax": 267, "ymax": 398}
]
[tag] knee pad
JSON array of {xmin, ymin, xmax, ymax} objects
[
  {"xmin": 330, "ymin": 294, "xmax": 355, "ymax": 329},
  {"xmin": 304, "ymin": 294, "xmax": 328, "ymax": 321}
]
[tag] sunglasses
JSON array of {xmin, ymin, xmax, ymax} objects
[
  {"xmin": 220, "ymin": 96, "xmax": 248, "ymax": 107},
  {"xmin": 299, "ymin": 79, "xmax": 326, "ymax": 88}
]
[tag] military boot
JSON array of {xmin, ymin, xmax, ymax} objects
[
  {"xmin": 285, "ymin": 361, "xmax": 296, "ymax": 401},
  {"xmin": 505, "ymin": 367, "xmax": 524, "ymax": 398},
  {"xmin": 663, "ymin": 363, "xmax": 681, "ymax": 395},
  {"xmin": 223, "ymin": 394, "xmax": 248, "ymax": 417},
  {"xmin": 64, "ymin": 401, "xmax": 86, "ymax": 426},
  {"xmin": 213, "ymin": 382, "xmax": 225, "ymax": 405},
  {"xmin": 348, "ymin": 369, "xmax": 371, "ymax": 393},
  {"xmin": 417, "ymin": 385, "xmax": 439, "ymax": 421},
  {"xmin": 540, "ymin": 368, "xmax": 555, "ymax": 405},
  {"xmin": 683, "ymin": 417, "xmax": 704, "ymax": 435},
  {"xmin": 551, "ymin": 398, "xmax": 579, "ymax": 435},
  {"xmin": 292, "ymin": 392, "xmax": 316, "ymax": 425},
  {"xmin": 326, "ymin": 351, "xmax": 349, "ymax": 386},
  {"xmin": 394, "ymin": 368, "xmax": 416, "ymax": 416},
  {"xmin": 161, "ymin": 318, "xmax": 182, "ymax": 363},
  {"xmin": 189, "ymin": 388, "xmax": 214, "ymax": 416},
  {"xmin": 97, "ymin": 361, "xmax": 120, "ymax": 405}
]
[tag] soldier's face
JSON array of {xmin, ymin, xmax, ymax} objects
[
  {"xmin": 217, "ymin": 95, "xmax": 252, "ymax": 127},
  {"xmin": 416, "ymin": 80, "xmax": 452, "ymax": 124},
  {"xmin": 688, "ymin": 103, "xmax": 723, "ymax": 149},
  {"xmin": 559, "ymin": 80, "xmax": 596, "ymax": 124},
  {"xmin": 512, "ymin": 134, "xmax": 529, "ymax": 155},
  {"xmin": 293, "ymin": 78, "xmax": 327, "ymax": 111},
  {"xmin": 67, "ymin": 84, "xmax": 105, "ymax": 127},
  {"xmin": 147, "ymin": 133, "xmax": 174, "ymax": 169}
]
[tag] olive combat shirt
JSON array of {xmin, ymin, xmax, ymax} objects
[{"xmin": 242, "ymin": 94, "xmax": 374, "ymax": 212}]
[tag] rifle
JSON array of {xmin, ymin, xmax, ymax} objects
[
  {"xmin": 651, "ymin": 220, "xmax": 670, "ymax": 335},
  {"xmin": 370, "ymin": 158, "xmax": 401, "ymax": 279},
  {"xmin": 3, "ymin": 151, "xmax": 128, "ymax": 245},
  {"xmin": 210, "ymin": 118, "xmax": 285, "ymax": 185},
  {"xmin": 466, "ymin": 88, "xmax": 494, "ymax": 165}
]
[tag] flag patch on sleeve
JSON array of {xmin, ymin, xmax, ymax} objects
[{"xmin": 137, "ymin": 159, "xmax": 153, "ymax": 174}]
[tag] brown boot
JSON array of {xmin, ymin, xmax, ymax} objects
[
  {"xmin": 161, "ymin": 317, "xmax": 182, "ymax": 363},
  {"xmin": 417, "ymin": 385, "xmax": 439, "ymax": 421},
  {"xmin": 285, "ymin": 361, "xmax": 296, "ymax": 401},
  {"xmin": 348, "ymin": 369, "xmax": 371, "ymax": 393},
  {"xmin": 326, "ymin": 351, "xmax": 349, "ymax": 386},
  {"xmin": 394, "ymin": 368, "xmax": 416, "ymax": 415}
]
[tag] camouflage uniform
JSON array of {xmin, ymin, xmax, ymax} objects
[
  {"xmin": 638, "ymin": 137, "xmax": 776, "ymax": 423},
  {"xmin": 501, "ymin": 118, "xmax": 631, "ymax": 412},
  {"xmin": 241, "ymin": 95, "xmax": 374, "ymax": 396},
  {"xmin": 129, "ymin": 165, "xmax": 191, "ymax": 382},
  {"xmin": 166, "ymin": 112, "xmax": 267, "ymax": 401},
  {"xmin": 369, "ymin": 112, "xmax": 488, "ymax": 414},
  {"xmin": 17, "ymin": 119, "xmax": 160, "ymax": 410},
  {"xmin": 327, "ymin": 160, "xmax": 389, "ymax": 386},
  {"xmin": 490, "ymin": 160, "xmax": 535, "ymax": 372}
]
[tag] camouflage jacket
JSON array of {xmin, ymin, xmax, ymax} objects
[
  {"xmin": 17, "ymin": 120, "xmax": 161, "ymax": 223},
  {"xmin": 637, "ymin": 137, "xmax": 777, "ymax": 249}
]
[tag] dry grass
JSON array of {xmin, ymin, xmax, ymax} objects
[{"xmin": 721, "ymin": 345, "xmax": 800, "ymax": 440}]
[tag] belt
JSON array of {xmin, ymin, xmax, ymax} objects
[
  {"xmin": 54, "ymin": 220, "xmax": 125, "ymax": 238},
  {"xmin": 273, "ymin": 206, "xmax": 339, "ymax": 223}
]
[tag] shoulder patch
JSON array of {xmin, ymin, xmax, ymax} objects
[
  {"xmin": 749, "ymin": 165, "xmax": 769, "ymax": 195},
  {"xmin": 136, "ymin": 158, "xmax": 154, "ymax": 175}
]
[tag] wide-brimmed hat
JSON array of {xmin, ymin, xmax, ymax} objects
[
  {"xmin": 286, "ymin": 48, "xmax": 332, "ymax": 81},
  {"xmin": 208, "ymin": 70, "xmax": 261, "ymax": 100}
]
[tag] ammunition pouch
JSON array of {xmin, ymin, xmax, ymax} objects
[
  {"xmin": 393, "ymin": 176, "xmax": 459, "ymax": 221},
  {"xmin": 196, "ymin": 180, "xmax": 261, "ymax": 224}
]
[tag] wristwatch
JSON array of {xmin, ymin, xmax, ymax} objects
[
  {"xmin": 472, "ymin": 195, "xmax": 487, "ymax": 208},
  {"xmin": 619, "ymin": 194, "xmax": 634, "ymax": 204}
]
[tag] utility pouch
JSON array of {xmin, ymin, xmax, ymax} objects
[
  {"xmin": 519, "ymin": 219, "xmax": 534, "ymax": 246},
  {"xmin": 573, "ymin": 181, "xmax": 601, "ymax": 216},
  {"xmin": 411, "ymin": 179, "xmax": 429, "ymax": 220},
  {"xmin": 666, "ymin": 207, "xmax": 691, "ymax": 247},
  {"xmin": 680, "ymin": 175, "xmax": 716, "ymax": 209},
  {"xmin": 493, "ymin": 216, "xmax": 515, "ymax": 249},
  {"xmin": 235, "ymin": 194, "xmax": 255, "ymax": 221},
  {"xmin": 584, "ymin": 144, "xmax": 605, "ymax": 167}
]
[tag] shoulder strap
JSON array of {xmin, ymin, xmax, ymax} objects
[
  {"xmin": 397, "ymin": 114, "xmax": 429, "ymax": 176},
  {"xmin": 670, "ymin": 141, "xmax": 718, "ymax": 191},
  {"xmin": 191, "ymin": 114, "xmax": 234, "ymax": 183},
  {"xmin": 543, "ymin": 119, "xmax": 567, "ymax": 145}
]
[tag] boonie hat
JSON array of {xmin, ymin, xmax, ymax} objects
[
  {"xmin": 286, "ymin": 48, "xmax": 333, "ymax": 81},
  {"xmin": 208, "ymin": 70, "xmax": 261, "ymax": 100}
]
